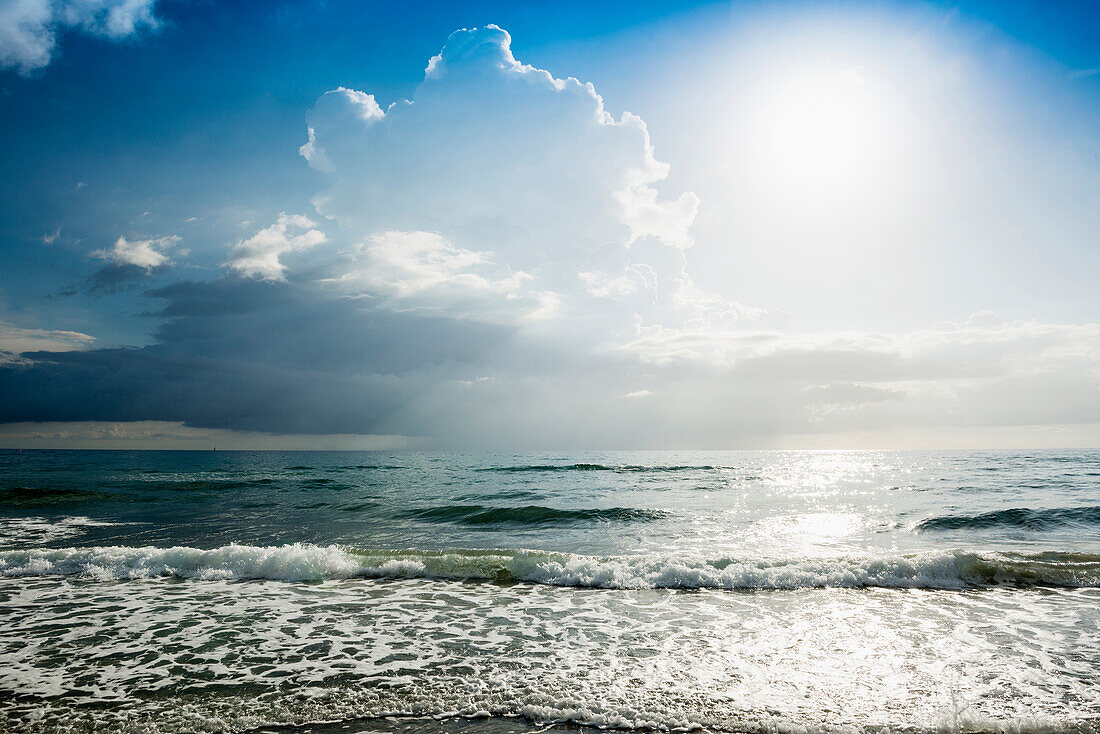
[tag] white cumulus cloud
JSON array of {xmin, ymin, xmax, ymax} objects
[
  {"xmin": 329, "ymin": 231, "xmax": 557, "ymax": 323},
  {"xmin": 225, "ymin": 213, "xmax": 327, "ymax": 282},
  {"xmin": 303, "ymin": 25, "xmax": 697, "ymax": 257},
  {"xmin": 0, "ymin": 0, "xmax": 160, "ymax": 73},
  {"xmin": 90, "ymin": 234, "xmax": 179, "ymax": 270},
  {"xmin": 302, "ymin": 24, "xmax": 755, "ymax": 341}
]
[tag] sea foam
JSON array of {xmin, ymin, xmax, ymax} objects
[{"xmin": 1, "ymin": 544, "xmax": 1097, "ymax": 588}]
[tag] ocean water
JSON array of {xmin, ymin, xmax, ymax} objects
[{"xmin": 0, "ymin": 449, "xmax": 1098, "ymax": 733}]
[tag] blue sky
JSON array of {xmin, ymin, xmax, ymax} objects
[{"xmin": 0, "ymin": 0, "xmax": 1097, "ymax": 448}]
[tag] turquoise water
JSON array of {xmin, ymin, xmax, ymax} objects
[{"xmin": 0, "ymin": 449, "xmax": 1098, "ymax": 732}]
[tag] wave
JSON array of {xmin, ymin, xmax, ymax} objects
[
  {"xmin": 1, "ymin": 478, "xmax": 285, "ymax": 505},
  {"xmin": 157, "ymin": 478, "xmax": 276, "ymax": 493},
  {"xmin": 477, "ymin": 463, "xmax": 717, "ymax": 473},
  {"xmin": 286, "ymin": 464, "xmax": 403, "ymax": 471},
  {"xmin": 402, "ymin": 504, "xmax": 668, "ymax": 525},
  {"xmin": 1, "ymin": 544, "xmax": 1097, "ymax": 588},
  {"xmin": 0, "ymin": 486, "xmax": 115, "ymax": 506},
  {"xmin": 915, "ymin": 506, "xmax": 1100, "ymax": 532}
]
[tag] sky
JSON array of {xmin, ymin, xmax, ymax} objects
[{"xmin": 0, "ymin": 0, "xmax": 1097, "ymax": 450}]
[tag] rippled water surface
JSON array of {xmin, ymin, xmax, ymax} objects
[{"xmin": 0, "ymin": 449, "xmax": 1098, "ymax": 732}]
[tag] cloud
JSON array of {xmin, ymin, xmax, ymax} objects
[
  {"xmin": 352, "ymin": 230, "xmax": 520, "ymax": 299},
  {"xmin": 2, "ymin": 25, "xmax": 1098, "ymax": 449},
  {"xmin": 90, "ymin": 234, "xmax": 179, "ymax": 270},
  {"xmin": 0, "ymin": 0, "xmax": 160, "ymax": 73},
  {"xmin": 612, "ymin": 316, "xmax": 1100, "ymax": 440},
  {"xmin": 327, "ymin": 230, "xmax": 557, "ymax": 323},
  {"xmin": 613, "ymin": 120, "xmax": 699, "ymax": 250},
  {"xmin": 3, "ymin": 276, "xmax": 1097, "ymax": 447},
  {"xmin": 624, "ymin": 316, "xmax": 1100, "ymax": 381},
  {"xmin": 301, "ymin": 24, "xmax": 712, "ymax": 336},
  {"xmin": 86, "ymin": 263, "xmax": 155, "ymax": 294},
  {"xmin": 298, "ymin": 87, "xmax": 386, "ymax": 173},
  {"xmin": 0, "ymin": 421, "xmax": 418, "ymax": 450},
  {"xmin": 623, "ymin": 389, "xmax": 654, "ymax": 399},
  {"xmin": 304, "ymin": 24, "xmax": 698, "ymax": 256},
  {"xmin": 0, "ymin": 279, "xmax": 513, "ymax": 436},
  {"xmin": 225, "ymin": 213, "xmax": 327, "ymax": 282},
  {"xmin": 0, "ymin": 320, "xmax": 93, "ymax": 363},
  {"xmin": 291, "ymin": 21, "xmax": 781, "ymax": 406}
]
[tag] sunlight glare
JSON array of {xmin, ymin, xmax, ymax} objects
[{"xmin": 746, "ymin": 63, "xmax": 897, "ymax": 202}]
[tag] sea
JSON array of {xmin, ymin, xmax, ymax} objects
[{"xmin": 0, "ymin": 449, "xmax": 1097, "ymax": 734}]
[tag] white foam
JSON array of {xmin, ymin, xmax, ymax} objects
[
  {"xmin": 1, "ymin": 565, "xmax": 1097, "ymax": 734},
  {"xmin": 1, "ymin": 544, "xmax": 1097, "ymax": 588},
  {"xmin": 0, "ymin": 516, "xmax": 118, "ymax": 547},
  {"xmin": 0, "ymin": 543, "xmax": 362, "ymax": 581}
]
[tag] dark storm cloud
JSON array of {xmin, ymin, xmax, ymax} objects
[
  {"xmin": 0, "ymin": 278, "xmax": 510, "ymax": 435},
  {"xmin": 86, "ymin": 264, "xmax": 152, "ymax": 294}
]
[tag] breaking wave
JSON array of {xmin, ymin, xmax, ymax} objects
[{"xmin": 1, "ymin": 544, "xmax": 1097, "ymax": 588}]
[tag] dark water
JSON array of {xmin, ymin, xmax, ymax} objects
[{"xmin": 0, "ymin": 449, "xmax": 1098, "ymax": 732}]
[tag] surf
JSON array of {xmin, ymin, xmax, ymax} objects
[{"xmin": 2, "ymin": 544, "xmax": 1098, "ymax": 589}]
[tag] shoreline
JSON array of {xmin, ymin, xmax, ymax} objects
[{"xmin": 248, "ymin": 716, "xmax": 604, "ymax": 734}]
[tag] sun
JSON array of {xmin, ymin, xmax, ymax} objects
[{"xmin": 745, "ymin": 63, "xmax": 897, "ymax": 203}]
